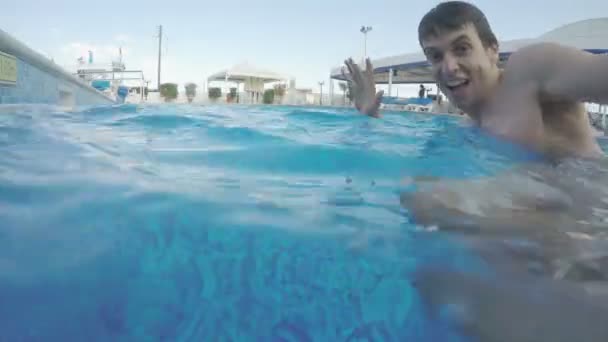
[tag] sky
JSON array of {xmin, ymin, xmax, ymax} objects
[{"xmin": 1, "ymin": 0, "xmax": 607, "ymax": 96}]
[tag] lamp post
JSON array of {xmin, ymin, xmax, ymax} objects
[
  {"xmin": 157, "ymin": 25, "xmax": 162, "ymax": 90},
  {"xmin": 318, "ymin": 81, "xmax": 325, "ymax": 106},
  {"xmin": 360, "ymin": 25, "xmax": 372, "ymax": 64}
]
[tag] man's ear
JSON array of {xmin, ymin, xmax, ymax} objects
[{"xmin": 486, "ymin": 43, "xmax": 499, "ymax": 65}]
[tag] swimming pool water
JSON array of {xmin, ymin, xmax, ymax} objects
[{"xmin": 0, "ymin": 104, "xmax": 604, "ymax": 341}]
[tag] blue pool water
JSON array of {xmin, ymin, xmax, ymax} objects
[{"xmin": 1, "ymin": 104, "xmax": 607, "ymax": 341}]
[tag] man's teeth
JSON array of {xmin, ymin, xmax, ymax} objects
[{"xmin": 446, "ymin": 80, "xmax": 467, "ymax": 87}]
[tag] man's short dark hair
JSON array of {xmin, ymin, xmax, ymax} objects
[{"xmin": 418, "ymin": 1, "xmax": 498, "ymax": 48}]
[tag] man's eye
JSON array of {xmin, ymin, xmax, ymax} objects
[
  {"xmin": 428, "ymin": 53, "xmax": 442, "ymax": 63},
  {"xmin": 454, "ymin": 45, "xmax": 470, "ymax": 56}
]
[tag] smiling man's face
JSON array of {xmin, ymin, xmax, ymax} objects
[{"xmin": 421, "ymin": 23, "xmax": 500, "ymax": 113}]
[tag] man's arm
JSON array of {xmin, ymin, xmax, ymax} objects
[{"xmin": 504, "ymin": 42, "xmax": 608, "ymax": 104}]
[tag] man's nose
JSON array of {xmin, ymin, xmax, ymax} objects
[{"xmin": 441, "ymin": 54, "xmax": 459, "ymax": 76}]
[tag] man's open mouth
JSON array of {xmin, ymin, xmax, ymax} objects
[{"xmin": 446, "ymin": 79, "xmax": 470, "ymax": 91}]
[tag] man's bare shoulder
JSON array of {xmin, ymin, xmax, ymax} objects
[
  {"xmin": 501, "ymin": 42, "xmax": 567, "ymax": 85},
  {"xmin": 507, "ymin": 42, "xmax": 579, "ymax": 64},
  {"xmin": 502, "ymin": 42, "xmax": 600, "ymax": 96}
]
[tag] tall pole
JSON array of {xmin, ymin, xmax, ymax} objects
[
  {"xmin": 364, "ymin": 33, "xmax": 367, "ymax": 59},
  {"xmin": 319, "ymin": 81, "xmax": 324, "ymax": 106},
  {"xmin": 388, "ymin": 68, "xmax": 393, "ymax": 97},
  {"xmin": 360, "ymin": 26, "xmax": 372, "ymax": 65},
  {"xmin": 157, "ymin": 25, "xmax": 163, "ymax": 90}
]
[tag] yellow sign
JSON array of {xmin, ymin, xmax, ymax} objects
[{"xmin": 0, "ymin": 51, "xmax": 17, "ymax": 85}]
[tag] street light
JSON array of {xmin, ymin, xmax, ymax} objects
[
  {"xmin": 318, "ymin": 81, "xmax": 325, "ymax": 106},
  {"xmin": 360, "ymin": 25, "xmax": 372, "ymax": 64}
]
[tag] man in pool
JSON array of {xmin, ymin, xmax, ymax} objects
[
  {"xmin": 344, "ymin": 1, "xmax": 608, "ymax": 284},
  {"xmin": 343, "ymin": 1, "xmax": 607, "ymax": 160},
  {"xmin": 343, "ymin": 0, "xmax": 608, "ymax": 218}
]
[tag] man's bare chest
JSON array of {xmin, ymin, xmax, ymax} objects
[
  {"xmin": 478, "ymin": 94, "xmax": 545, "ymax": 146},
  {"xmin": 479, "ymin": 95, "xmax": 597, "ymax": 156}
]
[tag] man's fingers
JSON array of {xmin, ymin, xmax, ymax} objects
[
  {"xmin": 342, "ymin": 67, "xmax": 359, "ymax": 91},
  {"xmin": 365, "ymin": 58, "xmax": 374, "ymax": 78},
  {"xmin": 344, "ymin": 58, "xmax": 362, "ymax": 84},
  {"xmin": 351, "ymin": 62, "xmax": 363, "ymax": 77},
  {"xmin": 344, "ymin": 59, "xmax": 355, "ymax": 76},
  {"xmin": 346, "ymin": 59, "xmax": 364, "ymax": 83},
  {"xmin": 345, "ymin": 58, "xmax": 360, "ymax": 78},
  {"xmin": 341, "ymin": 67, "xmax": 353, "ymax": 83},
  {"xmin": 375, "ymin": 90, "xmax": 384, "ymax": 104}
]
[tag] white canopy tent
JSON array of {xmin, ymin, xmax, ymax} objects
[{"xmin": 207, "ymin": 63, "xmax": 288, "ymax": 103}]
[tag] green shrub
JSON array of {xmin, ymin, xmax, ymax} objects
[
  {"xmin": 160, "ymin": 83, "xmax": 178, "ymax": 101},
  {"xmin": 185, "ymin": 83, "xmax": 197, "ymax": 102},
  {"xmin": 273, "ymin": 83, "xmax": 286, "ymax": 97},
  {"xmin": 208, "ymin": 87, "xmax": 222, "ymax": 100},
  {"xmin": 263, "ymin": 89, "xmax": 275, "ymax": 104}
]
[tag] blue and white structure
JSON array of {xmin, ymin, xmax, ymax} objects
[{"xmin": 72, "ymin": 48, "xmax": 147, "ymax": 104}]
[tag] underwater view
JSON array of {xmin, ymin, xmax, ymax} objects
[{"xmin": 1, "ymin": 104, "xmax": 608, "ymax": 341}]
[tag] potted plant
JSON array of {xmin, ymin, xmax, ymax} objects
[
  {"xmin": 263, "ymin": 89, "xmax": 275, "ymax": 104},
  {"xmin": 346, "ymin": 82, "xmax": 354, "ymax": 105},
  {"xmin": 273, "ymin": 83, "xmax": 286, "ymax": 104},
  {"xmin": 208, "ymin": 87, "xmax": 222, "ymax": 102},
  {"xmin": 338, "ymin": 82, "xmax": 348, "ymax": 105},
  {"xmin": 185, "ymin": 83, "xmax": 197, "ymax": 103},
  {"xmin": 160, "ymin": 83, "xmax": 178, "ymax": 102},
  {"xmin": 227, "ymin": 87, "xmax": 238, "ymax": 103}
]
